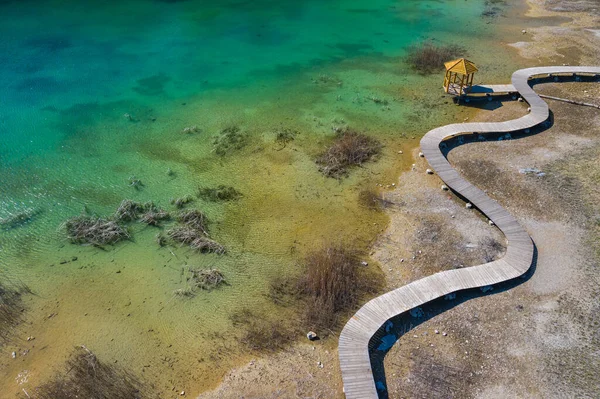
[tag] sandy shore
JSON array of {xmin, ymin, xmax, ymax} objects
[{"xmin": 197, "ymin": 0, "xmax": 600, "ymax": 397}]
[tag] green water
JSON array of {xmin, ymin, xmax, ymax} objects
[{"xmin": 0, "ymin": 0, "xmax": 521, "ymax": 395}]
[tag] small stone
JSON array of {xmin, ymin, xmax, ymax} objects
[
  {"xmin": 451, "ymin": 215, "xmax": 455, "ymax": 218},
  {"xmin": 442, "ymin": 332, "xmax": 447, "ymax": 336},
  {"xmin": 307, "ymin": 331, "xmax": 318, "ymax": 341},
  {"xmin": 435, "ymin": 330, "xmax": 439, "ymax": 334},
  {"xmin": 521, "ymin": 29, "xmax": 527, "ymax": 34},
  {"xmin": 11, "ymin": 351, "xmax": 17, "ymax": 359},
  {"xmin": 398, "ymin": 150, "xmax": 403, "ymax": 154},
  {"xmin": 517, "ymin": 97, "xmax": 524, "ymax": 102},
  {"xmin": 180, "ymin": 391, "xmax": 185, "ymax": 396},
  {"xmin": 418, "ymin": 152, "xmax": 424, "ymax": 158},
  {"xmin": 426, "ymin": 169, "xmax": 433, "ymax": 175},
  {"xmin": 360, "ymin": 261, "xmax": 368, "ymax": 267},
  {"xmin": 400, "ymin": 258, "xmax": 404, "ymax": 263},
  {"xmin": 527, "ymin": 107, "xmax": 531, "ymax": 112},
  {"xmin": 441, "ymin": 185, "xmax": 448, "ymax": 191},
  {"xmin": 465, "ymin": 203, "xmax": 473, "ymax": 209},
  {"xmin": 489, "ymin": 220, "xmax": 495, "ymax": 226},
  {"xmin": 27, "ymin": 336, "xmax": 34, "ymax": 341},
  {"xmin": 391, "ymin": 183, "xmax": 396, "ymax": 186}
]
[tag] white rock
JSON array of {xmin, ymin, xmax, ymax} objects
[
  {"xmin": 466, "ymin": 203, "xmax": 473, "ymax": 209},
  {"xmin": 435, "ymin": 330, "xmax": 439, "ymax": 334},
  {"xmin": 180, "ymin": 391, "xmax": 185, "ymax": 396},
  {"xmin": 426, "ymin": 169, "xmax": 434, "ymax": 175},
  {"xmin": 442, "ymin": 332, "xmax": 448, "ymax": 336},
  {"xmin": 11, "ymin": 352, "xmax": 16, "ymax": 359},
  {"xmin": 398, "ymin": 150, "xmax": 403, "ymax": 154},
  {"xmin": 307, "ymin": 331, "xmax": 318, "ymax": 341},
  {"xmin": 441, "ymin": 185, "xmax": 448, "ymax": 191},
  {"xmin": 418, "ymin": 152, "xmax": 424, "ymax": 157},
  {"xmin": 521, "ymin": 29, "xmax": 527, "ymax": 34},
  {"xmin": 360, "ymin": 261, "xmax": 368, "ymax": 267},
  {"xmin": 489, "ymin": 220, "xmax": 495, "ymax": 226}
]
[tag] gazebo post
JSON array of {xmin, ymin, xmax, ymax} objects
[{"xmin": 443, "ymin": 58, "xmax": 478, "ymax": 96}]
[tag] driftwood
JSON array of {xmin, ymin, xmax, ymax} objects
[{"xmin": 539, "ymin": 94, "xmax": 600, "ymax": 109}]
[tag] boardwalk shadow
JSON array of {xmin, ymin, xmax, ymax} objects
[{"xmin": 369, "ymin": 245, "xmax": 538, "ymax": 398}]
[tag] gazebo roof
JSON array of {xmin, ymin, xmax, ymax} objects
[{"xmin": 444, "ymin": 58, "xmax": 478, "ymax": 75}]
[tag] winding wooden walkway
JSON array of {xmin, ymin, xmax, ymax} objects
[{"xmin": 338, "ymin": 66, "xmax": 600, "ymax": 399}]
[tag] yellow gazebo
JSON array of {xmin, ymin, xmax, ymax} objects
[{"xmin": 443, "ymin": 58, "xmax": 478, "ymax": 95}]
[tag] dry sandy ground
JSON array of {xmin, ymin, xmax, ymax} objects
[{"xmin": 198, "ymin": 1, "xmax": 600, "ymax": 398}]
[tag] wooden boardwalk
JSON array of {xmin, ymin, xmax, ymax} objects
[{"xmin": 338, "ymin": 66, "xmax": 600, "ymax": 399}]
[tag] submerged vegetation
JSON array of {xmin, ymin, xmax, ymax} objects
[
  {"xmin": 358, "ymin": 188, "xmax": 396, "ymax": 211},
  {"xmin": 33, "ymin": 346, "xmax": 153, "ymax": 399},
  {"xmin": 0, "ymin": 208, "xmax": 40, "ymax": 230},
  {"xmin": 405, "ymin": 42, "xmax": 465, "ymax": 74},
  {"xmin": 174, "ymin": 267, "xmax": 226, "ymax": 297},
  {"xmin": 316, "ymin": 129, "xmax": 382, "ymax": 178},
  {"xmin": 0, "ymin": 276, "xmax": 29, "ymax": 344},
  {"xmin": 170, "ymin": 194, "xmax": 194, "ymax": 209},
  {"xmin": 197, "ymin": 185, "xmax": 242, "ymax": 202},
  {"xmin": 274, "ymin": 127, "xmax": 299, "ymax": 149},
  {"xmin": 213, "ymin": 126, "xmax": 248, "ymax": 156}
]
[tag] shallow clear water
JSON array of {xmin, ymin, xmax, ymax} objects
[{"xmin": 0, "ymin": 0, "xmax": 520, "ymax": 395}]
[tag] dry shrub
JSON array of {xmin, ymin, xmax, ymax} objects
[
  {"xmin": 317, "ymin": 130, "xmax": 382, "ymax": 178},
  {"xmin": 167, "ymin": 210, "xmax": 226, "ymax": 254},
  {"xmin": 63, "ymin": 216, "xmax": 129, "ymax": 246},
  {"xmin": 197, "ymin": 186, "xmax": 242, "ymax": 202},
  {"xmin": 114, "ymin": 199, "xmax": 145, "ymax": 221},
  {"xmin": 405, "ymin": 42, "xmax": 465, "ymax": 74},
  {"xmin": 115, "ymin": 200, "xmax": 169, "ymax": 225},
  {"xmin": 176, "ymin": 210, "xmax": 209, "ymax": 234},
  {"xmin": 297, "ymin": 245, "xmax": 379, "ymax": 331},
  {"xmin": 33, "ymin": 346, "xmax": 153, "ymax": 399},
  {"xmin": 479, "ymin": 236, "xmax": 505, "ymax": 262}
]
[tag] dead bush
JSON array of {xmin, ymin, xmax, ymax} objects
[
  {"xmin": 33, "ymin": 346, "xmax": 153, "ymax": 399},
  {"xmin": 405, "ymin": 42, "xmax": 465, "ymax": 74},
  {"xmin": 316, "ymin": 130, "xmax": 382, "ymax": 178}
]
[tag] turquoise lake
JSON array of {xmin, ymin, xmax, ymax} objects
[{"xmin": 0, "ymin": 0, "xmax": 521, "ymax": 395}]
